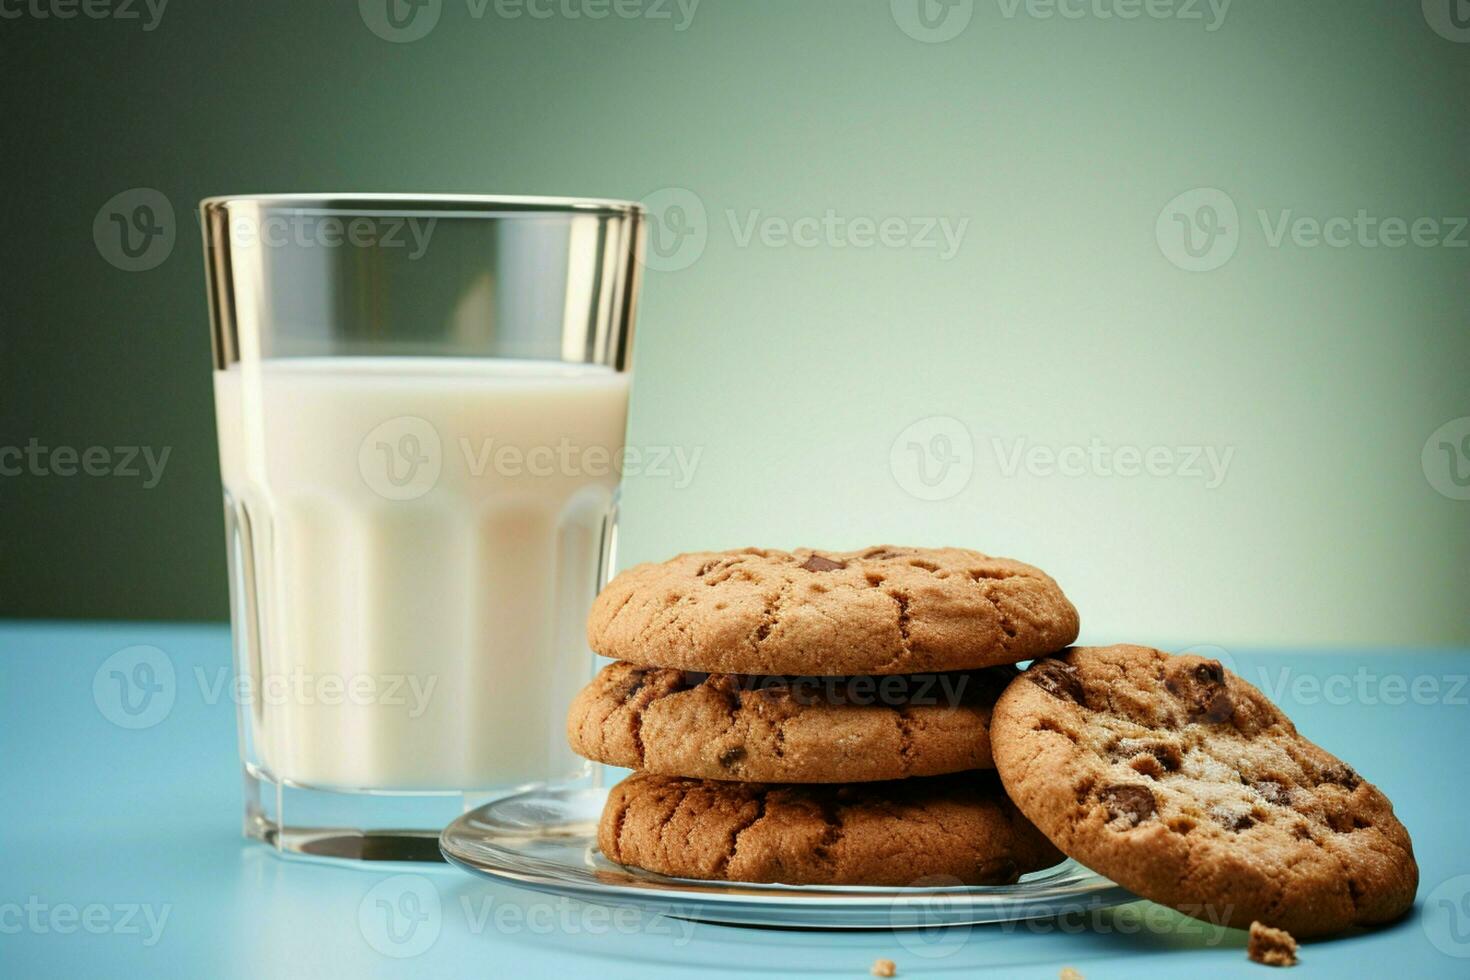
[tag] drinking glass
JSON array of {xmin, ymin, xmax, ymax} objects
[{"xmin": 201, "ymin": 194, "xmax": 643, "ymax": 861}]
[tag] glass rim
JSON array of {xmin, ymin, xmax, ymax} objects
[{"xmin": 199, "ymin": 192, "xmax": 645, "ymax": 219}]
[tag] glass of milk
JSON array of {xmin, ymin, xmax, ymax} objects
[{"xmin": 200, "ymin": 194, "xmax": 644, "ymax": 861}]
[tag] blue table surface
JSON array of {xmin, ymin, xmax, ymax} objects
[{"xmin": 3, "ymin": 621, "xmax": 1468, "ymax": 979}]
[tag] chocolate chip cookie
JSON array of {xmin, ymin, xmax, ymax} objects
[
  {"xmin": 599, "ymin": 771, "xmax": 1064, "ymax": 886},
  {"xmin": 568, "ymin": 661, "xmax": 1014, "ymax": 783},
  {"xmin": 991, "ymin": 645, "xmax": 1418, "ymax": 937},
  {"xmin": 587, "ymin": 546, "xmax": 1079, "ymax": 676}
]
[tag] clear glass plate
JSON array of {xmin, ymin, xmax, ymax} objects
[{"xmin": 440, "ymin": 785, "xmax": 1138, "ymax": 929}]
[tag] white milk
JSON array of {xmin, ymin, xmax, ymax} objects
[{"xmin": 213, "ymin": 357, "xmax": 629, "ymax": 791}]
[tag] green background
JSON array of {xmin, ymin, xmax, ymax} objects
[{"xmin": 2, "ymin": 0, "xmax": 1466, "ymax": 647}]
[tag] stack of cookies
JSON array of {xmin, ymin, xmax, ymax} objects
[
  {"xmin": 567, "ymin": 544, "xmax": 1420, "ymax": 943},
  {"xmin": 567, "ymin": 546, "xmax": 1080, "ymax": 886}
]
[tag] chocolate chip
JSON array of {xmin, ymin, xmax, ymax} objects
[
  {"xmin": 1251, "ymin": 779, "xmax": 1292, "ymax": 806},
  {"xmin": 622, "ymin": 669, "xmax": 649, "ymax": 700},
  {"xmin": 1319, "ymin": 763, "xmax": 1360, "ymax": 790},
  {"xmin": 1165, "ymin": 658, "xmax": 1233, "ymax": 723},
  {"xmin": 1151, "ymin": 743, "xmax": 1183, "ymax": 771},
  {"xmin": 801, "ymin": 555, "xmax": 846, "ymax": 572},
  {"xmin": 1326, "ymin": 810, "xmax": 1367, "ymax": 834},
  {"xmin": 1101, "ymin": 785, "xmax": 1156, "ymax": 828},
  {"xmin": 718, "ymin": 745, "xmax": 746, "ymax": 767},
  {"xmin": 1211, "ymin": 806, "xmax": 1255, "ymax": 831},
  {"xmin": 750, "ymin": 687, "xmax": 801, "ymax": 720},
  {"xmin": 974, "ymin": 857, "xmax": 1020, "ymax": 885},
  {"xmin": 1027, "ymin": 658, "xmax": 1084, "ymax": 705},
  {"xmin": 697, "ymin": 674, "xmax": 743, "ymax": 712}
]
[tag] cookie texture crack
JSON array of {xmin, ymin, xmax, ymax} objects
[
  {"xmin": 726, "ymin": 795, "xmax": 767, "ymax": 873},
  {"xmin": 895, "ymin": 707, "xmax": 916, "ymax": 771},
  {"xmin": 604, "ymin": 792, "xmax": 633, "ymax": 863},
  {"xmin": 978, "ymin": 585, "xmax": 1017, "ymax": 640},
  {"xmin": 887, "ymin": 589, "xmax": 912, "ymax": 648}
]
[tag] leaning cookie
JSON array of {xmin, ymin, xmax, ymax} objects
[
  {"xmin": 568, "ymin": 661, "xmax": 1014, "ymax": 782},
  {"xmin": 991, "ymin": 645, "xmax": 1418, "ymax": 938},
  {"xmin": 587, "ymin": 546, "xmax": 1079, "ymax": 676},
  {"xmin": 598, "ymin": 772, "xmax": 1063, "ymax": 886}
]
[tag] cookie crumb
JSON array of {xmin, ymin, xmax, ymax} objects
[
  {"xmin": 1247, "ymin": 921, "xmax": 1298, "ymax": 967},
  {"xmin": 1060, "ymin": 968, "xmax": 1084, "ymax": 980},
  {"xmin": 870, "ymin": 958, "xmax": 897, "ymax": 977}
]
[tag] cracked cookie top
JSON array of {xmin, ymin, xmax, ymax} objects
[
  {"xmin": 587, "ymin": 546, "xmax": 1079, "ymax": 675},
  {"xmin": 991, "ymin": 644, "xmax": 1418, "ymax": 938},
  {"xmin": 567, "ymin": 660, "xmax": 1015, "ymax": 782},
  {"xmin": 598, "ymin": 771, "xmax": 1063, "ymax": 886}
]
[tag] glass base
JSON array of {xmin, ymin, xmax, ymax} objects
[{"xmin": 240, "ymin": 764, "xmax": 524, "ymax": 864}]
